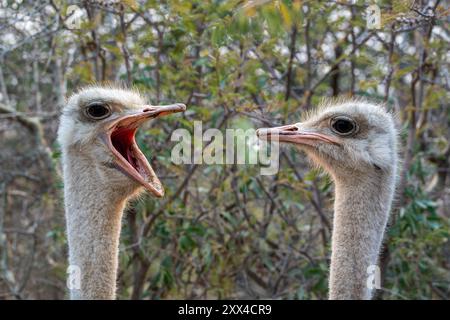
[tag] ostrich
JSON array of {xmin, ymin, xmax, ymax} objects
[
  {"xmin": 256, "ymin": 100, "xmax": 398, "ymax": 300},
  {"xmin": 57, "ymin": 86, "xmax": 186, "ymax": 299}
]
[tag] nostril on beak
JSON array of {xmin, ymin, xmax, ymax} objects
[{"xmin": 143, "ymin": 108, "xmax": 152, "ymax": 113}]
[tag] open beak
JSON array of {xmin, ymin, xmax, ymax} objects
[
  {"xmin": 102, "ymin": 103, "xmax": 186, "ymax": 197},
  {"xmin": 256, "ymin": 124, "xmax": 339, "ymax": 147}
]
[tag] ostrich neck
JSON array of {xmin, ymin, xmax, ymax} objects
[
  {"xmin": 62, "ymin": 154, "xmax": 129, "ymax": 300},
  {"xmin": 329, "ymin": 171, "xmax": 395, "ymax": 300}
]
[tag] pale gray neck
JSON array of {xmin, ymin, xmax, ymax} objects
[
  {"xmin": 62, "ymin": 153, "xmax": 127, "ymax": 300},
  {"xmin": 329, "ymin": 170, "xmax": 395, "ymax": 300}
]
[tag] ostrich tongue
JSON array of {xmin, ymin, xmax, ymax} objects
[{"xmin": 105, "ymin": 103, "xmax": 186, "ymax": 197}]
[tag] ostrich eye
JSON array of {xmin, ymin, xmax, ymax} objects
[
  {"xmin": 85, "ymin": 103, "xmax": 111, "ymax": 120},
  {"xmin": 330, "ymin": 116, "xmax": 358, "ymax": 136}
]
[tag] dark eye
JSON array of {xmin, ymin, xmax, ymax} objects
[
  {"xmin": 330, "ymin": 116, "xmax": 358, "ymax": 136},
  {"xmin": 85, "ymin": 103, "xmax": 111, "ymax": 120}
]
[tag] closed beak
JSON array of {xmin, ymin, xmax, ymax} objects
[{"xmin": 256, "ymin": 123, "xmax": 339, "ymax": 146}]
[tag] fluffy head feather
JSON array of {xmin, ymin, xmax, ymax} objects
[
  {"xmin": 296, "ymin": 99, "xmax": 399, "ymax": 180},
  {"xmin": 58, "ymin": 86, "xmax": 146, "ymax": 148}
]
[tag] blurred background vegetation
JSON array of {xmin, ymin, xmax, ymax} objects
[{"xmin": 0, "ymin": 0, "xmax": 449, "ymax": 299}]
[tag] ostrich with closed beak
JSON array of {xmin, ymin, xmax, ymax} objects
[{"xmin": 257, "ymin": 100, "xmax": 399, "ymax": 299}]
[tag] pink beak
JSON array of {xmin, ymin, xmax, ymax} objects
[
  {"xmin": 256, "ymin": 124, "xmax": 339, "ymax": 146},
  {"xmin": 102, "ymin": 103, "xmax": 186, "ymax": 197}
]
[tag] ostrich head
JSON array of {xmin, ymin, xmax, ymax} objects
[
  {"xmin": 57, "ymin": 86, "xmax": 186, "ymax": 197},
  {"xmin": 257, "ymin": 100, "xmax": 398, "ymax": 179}
]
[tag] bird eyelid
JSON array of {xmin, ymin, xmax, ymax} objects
[
  {"xmin": 329, "ymin": 115, "xmax": 359, "ymax": 136},
  {"xmin": 84, "ymin": 102, "xmax": 113, "ymax": 120}
]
